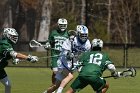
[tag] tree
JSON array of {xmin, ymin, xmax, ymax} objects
[{"xmin": 37, "ymin": 0, "xmax": 52, "ymax": 51}]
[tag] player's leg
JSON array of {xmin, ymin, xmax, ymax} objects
[
  {"xmin": 0, "ymin": 69, "xmax": 11, "ymax": 93},
  {"xmin": 90, "ymin": 76, "xmax": 108, "ymax": 93},
  {"xmin": 46, "ymin": 80, "xmax": 61, "ymax": 93},
  {"xmin": 66, "ymin": 76, "xmax": 88, "ymax": 93},
  {"xmin": 101, "ymin": 82, "xmax": 109, "ymax": 93},
  {"xmin": 0, "ymin": 76, "xmax": 11, "ymax": 93},
  {"xmin": 52, "ymin": 67, "xmax": 58, "ymax": 84},
  {"xmin": 57, "ymin": 72, "xmax": 74, "ymax": 93},
  {"xmin": 51, "ymin": 57, "xmax": 59, "ymax": 85},
  {"xmin": 44, "ymin": 68, "xmax": 67, "ymax": 93}
]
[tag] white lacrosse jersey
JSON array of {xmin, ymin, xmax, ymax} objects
[{"xmin": 57, "ymin": 37, "xmax": 91, "ymax": 71}]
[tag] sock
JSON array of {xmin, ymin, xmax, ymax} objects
[{"xmin": 56, "ymin": 87, "xmax": 63, "ymax": 93}]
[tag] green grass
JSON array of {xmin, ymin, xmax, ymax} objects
[{"xmin": 0, "ymin": 67, "xmax": 140, "ymax": 93}]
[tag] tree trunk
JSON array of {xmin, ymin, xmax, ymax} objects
[
  {"xmin": 81, "ymin": 0, "xmax": 86, "ymax": 25},
  {"xmin": 107, "ymin": 0, "xmax": 111, "ymax": 43},
  {"xmin": 37, "ymin": 0, "xmax": 52, "ymax": 51}
]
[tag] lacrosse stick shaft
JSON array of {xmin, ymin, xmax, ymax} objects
[{"xmin": 103, "ymin": 76, "xmax": 114, "ymax": 78}]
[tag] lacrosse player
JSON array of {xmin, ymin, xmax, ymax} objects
[
  {"xmin": 43, "ymin": 18, "xmax": 69, "ymax": 92},
  {"xmin": 44, "ymin": 25, "xmax": 91, "ymax": 93},
  {"xmin": 65, "ymin": 38, "xmax": 121, "ymax": 93},
  {"xmin": 0, "ymin": 28, "xmax": 38, "ymax": 93}
]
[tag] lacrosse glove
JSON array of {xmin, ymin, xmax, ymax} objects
[
  {"xmin": 44, "ymin": 42, "xmax": 51, "ymax": 50},
  {"xmin": 67, "ymin": 52, "xmax": 74, "ymax": 60},
  {"xmin": 12, "ymin": 58, "xmax": 20, "ymax": 65},
  {"xmin": 27, "ymin": 55, "xmax": 39, "ymax": 63},
  {"xmin": 111, "ymin": 71, "xmax": 122, "ymax": 79}
]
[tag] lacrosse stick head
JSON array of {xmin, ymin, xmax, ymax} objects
[
  {"xmin": 68, "ymin": 30, "xmax": 76, "ymax": 41},
  {"xmin": 29, "ymin": 40, "xmax": 42, "ymax": 48},
  {"xmin": 127, "ymin": 67, "xmax": 136, "ymax": 77},
  {"xmin": 121, "ymin": 67, "xmax": 136, "ymax": 77}
]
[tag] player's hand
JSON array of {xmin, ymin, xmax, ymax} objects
[
  {"xmin": 27, "ymin": 55, "xmax": 39, "ymax": 63},
  {"xmin": 12, "ymin": 58, "xmax": 20, "ymax": 65},
  {"xmin": 112, "ymin": 71, "xmax": 121, "ymax": 79},
  {"xmin": 67, "ymin": 52, "xmax": 74, "ymax": 60},
  {"xmin": 44, "ymin": 42, "xmax": 51, "ymax": 49}
]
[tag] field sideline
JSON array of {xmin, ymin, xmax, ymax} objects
[{"xmin": 0, "ymin": 67, "xmax": 139, "ymax": 93}]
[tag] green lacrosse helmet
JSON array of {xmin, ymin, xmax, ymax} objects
[
  {"xmin": 3, "ymin": 28, "xmax": 19, "ymax": 44},
  {"xmin": 91, "ymin": 38, "xmax": 103, "ymax": 50}
]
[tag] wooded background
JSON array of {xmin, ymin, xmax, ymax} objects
[{"xmin": 0, "ymin": 0, "xmax": 140, "ymax": 51}]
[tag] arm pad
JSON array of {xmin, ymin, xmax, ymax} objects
[
  {"xmin": 107, "ymin": 64, "xmax": 116, "ymax": 73},
  {"xmin": 10, "ymin": 51, "xmax": 18, "ymax": 58}
]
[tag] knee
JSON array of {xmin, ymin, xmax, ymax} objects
[
  {"xmin": 5, "ymin": 82, "xmax": 11, "ymax": 89},
  {"xmin": 68, "ymin": 73, "xmax": 74, "ymax": 79}
]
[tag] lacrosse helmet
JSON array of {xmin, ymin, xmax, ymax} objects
[
  {"xmin": 91, "ymin": 38, "xmax": 103, "ymax": 48},
  {"xmin": 57, "ymin": 18, "xmax": 68, "ymax": 31},
  {"xmin": 76, "ymin": 25, "xmax": 88, "ymax": 43},
  {"xmin": 3, "ymin": 28, "xmax": 18, "ymax": 44}
]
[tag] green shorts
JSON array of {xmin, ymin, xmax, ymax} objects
[{"xmin": 71, "ymin": 75, "xmax": 106, "ymax": 92}]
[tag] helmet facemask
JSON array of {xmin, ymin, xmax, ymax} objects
[
  {"xmin": 76, "ymin": 25, "xmax": 88, "ymax": 43},
  {"xmin": 3, "ymin": 28, "xmax": 19, "ymax": 44},
  {"xmin": 57, "ymin": 18, "xmax": 68, "ymax": 31},
  {"xmin": 78, "ymin": 33, "xmax": 88, "ymax": 43},
  {"xmin": 91, "ymin": 39, "xmax": 103, "ymax": 50},
  {"xmin": 58, "ymin": 24, "xmax": 67, "ymax": 31}
]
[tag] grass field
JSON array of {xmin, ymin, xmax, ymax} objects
[{"xmin": 0, "ymin": 67, "xmax": 139, "ymax": 93}]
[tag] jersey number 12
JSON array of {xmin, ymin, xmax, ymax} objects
[{"xmin": 89, "ymin": 53, "xmax": 103, "ymax": 66}]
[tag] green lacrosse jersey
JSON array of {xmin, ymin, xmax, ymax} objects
[
  {"xmin": 48, "ymin": 29, "xmax": 69, "ymax": 55},
  {"xmin": 0, "ymin": 39, "xmax": 14, "ymax": 69},
  {"xmin": 79, "ymin": 51, "xmax": 113, "ymax": 77},
  {"xmin": 48, "ymin": 29, "xmax": 69, "ymax": 67}
]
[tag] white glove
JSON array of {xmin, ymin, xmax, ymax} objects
[
  {"xmin": 112, "ymin": 71, "xmax": 122, "ymax": 79},
  {"xmin": 27, "ymin": 55, "xmax": 39, "ymax": 63},
  {"xmin": 44, "ymin": 42, "xmax": 51, "ymax": 49},
  {"xmin": 67, "ymin": 52, "xmax": 74, "ymax": 60},
  {"xmin": 12, "ymin": 58, "xmax": 20, "ymax": 65}
]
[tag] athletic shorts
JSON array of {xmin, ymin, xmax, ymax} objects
[
  {"xmin": 55, "ymin": 68, "xmax": 70, "ymax": 81},
  {"xmin": 71, "ymin": 75, "xmax": 106, "ymax": 92}
]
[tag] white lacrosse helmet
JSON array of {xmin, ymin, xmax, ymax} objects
[
  {"xmin": 57, "ymin": 18, "xmax": 68, "ymax": 31},
  {"xmin": 3, "ymin": 28, "xmax": 18, "ymax": 44},
  {"xmin": 76, "ymin": 25, "xmax": 88, "ymax": 43},
  {"xmin": 91, "ymin": 38, "xmax": 103, "ymax": 48}
]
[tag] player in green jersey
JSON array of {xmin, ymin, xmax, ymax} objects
[
  {"xmin": 43, "ymin": 18, "xmax": 69, "ymax": 93},
  {"xmin": 0, "ymin": 28, "xmax": 38, "ymax": 93},
  {"xmin": 66, "ymin": 38, "xmax": 121, "ymax": 93}
]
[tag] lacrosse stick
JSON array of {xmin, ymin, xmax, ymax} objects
[
  {"xmin": 68, "ymin": 30, "xmax": 77, "ymax": 69},
  {"xmin": 103, "ymin": 67, "xmax": 136, "ymax": 78},
  {"xmin": 29, "ymin": 40, "xmax": 48, "ymax": 48},
  {"xmin": 12, "ymin": 55, "xmax": 61, "ymax": 64},
  {"xmin": 68, "ymin": 30, "xmax": 77, "ymax": 37}
]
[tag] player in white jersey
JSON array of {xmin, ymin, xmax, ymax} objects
[{"xmin": 44, "ymin": 25, "xmax": 91, "ymax": 93}]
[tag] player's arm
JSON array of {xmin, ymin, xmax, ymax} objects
[
  {"xmin": 107, "ymin": 63, "xmax": 121, "ymax": 78},
  {"xmin": 10, "ymin": 50, "xmax": 38, "ymax": 63},
  {"xmin": 105, "ymin": 54, "xmax": 121, "ymax": 78}
]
